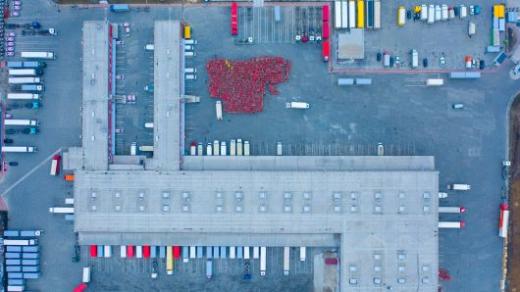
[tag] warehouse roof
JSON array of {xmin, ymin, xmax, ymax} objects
[{"xmin": 81, "ymin": 21, "xmax": 109, "ymax": 170}]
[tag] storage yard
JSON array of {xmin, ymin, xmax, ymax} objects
[{"xmin": 0, "ymin": 1, "xmax": 519, "ymax": 292}]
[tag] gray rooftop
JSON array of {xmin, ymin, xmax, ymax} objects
[
  {"xmin": 81, "ymin": 21, "xmax": 109, "ymax": 171},
  {"xmin": 151, "ymin": 21, "xmax": 182, "ymax": 170}
]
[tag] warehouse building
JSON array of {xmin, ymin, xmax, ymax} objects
[{"xmin": 66, "ymin": 20, "xmax": 439, "ymax": 291}]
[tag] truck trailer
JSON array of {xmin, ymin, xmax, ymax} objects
[
  {"xmin": 8, "ymin": 77, "xmax": 41, "ymax": 84},
  {"xmin": 260, "ymin": 247, "xmax": 267, "ymax": 276},
  {"xmin": 20, "ymin": 51, "xmax": 55, "ymax": 59},
  {"xmin": 7, "ymin": 93, "xmax": 40, "ymax": 100},
  {"xmin": 2, "ymin": 147, "xmax": 37, "ymax": 153},
  {"xmin": 2, "ymin": 239, "xmax": 38, "ymax": 246}
]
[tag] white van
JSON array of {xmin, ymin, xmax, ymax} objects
[
  {"xmin": 185, "ymin": 67, "xmax": 197, "ymax": 73},
  {"xmin": 286, "ymin": 101, "xmax": 310, "ymax": 109},
  {"xmin": 410, "ymin": 49, "xmax": 418, "ymax": 68},
  {"xmin": 145, "ymin": 44, "xmax": 154, "ymax": 51},
  {"xmin": 185, "ymin": 51, "xmax": 196, "ymax": 57},
  {"xmin": 185, "ymin": 74, "xmax": 197, "ymax": 80},
  {"xmin": 184, "ymin": 39, "xmax": 198, "ymax": 45},
  {"xmin": 82, "ymin": 267, "xmax": 91, "ymax": 283}
]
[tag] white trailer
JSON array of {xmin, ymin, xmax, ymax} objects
[
  {"xmin": 438, "ymin": 221, "xmax": 465, "ymax": 229},
  {"xmin": 8, "ymin": 69, "xmax": 39, "ymax": 76},
  {"xmin": 8, "ymin": 77, "xmax": 41, "ymax": 84},
  {"xmin": 441, "ymin": 4, "xmax": 448, "ymax": 20},
  {"xmin": 334, "ymin": 1, "xmax": 342, "ymax": 29},
  {"xmin": 213, "ymin": 140, "xmax": 220, "ymax": 156},
  {"xmin": 220, "ymin": 141, "xmax": 227, "ymax": 156},
  {"xmin": 348, "ymin": 0, "xmax": 356, "ymax": 29},
  {"xmin": 286, "ymin": 101, "xmax": 310, "ymax": 109},
  {"xmin": 341, "ymin": 1, "xmax": 348, "ymax": 29},
  {"xmin": 244, "ymin": 141, "xmax": 250, "ymax": 156},
  {"xmin": 230, "ymin": 139, "xmax": 236, "ymax": 156},
  {"xmin": 7, "ymin": 93, "xmax": 40, "ymax": 100},
  {"xmin": 4, "ymin": 119, "xmax": 38, "ymax": 126},
  {"xmin": 21, "ymin": 51, "xmax": 55, "ymax": 59},
  {"xmin": 299, "ymin": 247, "xmax": 306, "ymax": 261},
  {"xmin": 216, "ymin": 101, "xmax": 223, "ymax": 120},
  {"xmin": 190, "ymin": 246, "xmax": 196, "ymax": 259},
  {"xmin": 82, "ymin": 267, "xmax": 91, "ymax": 283},
  {"xmin": 120, "ymin": 245, "xmax": 127, "ymax": 258},
  {"xmin": 136, "ymin": 246, "xmax": 143, "ymax": 258},
  {"xmin": 260, "ymin": 247, "xmax": 267, "ymax": 276},
  {"xmin": 244, "ymin": 246, "xmax": 250, "ymax": 259},
  {"xmin": 420, "ymin": 5, "xmax": 427, "ymax": 21},
  {"xmin": 426, "ymin": 79, "xmax": 444, "ymax": 86},
  {"xmin": 374, "ymin": 0, "xmax": 381, "ymax": 29},
  {"xmin": 2, "ymin": 146, "xmax": 37, "ymax": 153},
  {"xmin": 447, "ymin": 184, "xmax": 471, "ymax": 191},
  {"xmin": 49, "ymin": 207, "xmax": 74, "ymax": 214},
  {"xmin": 253, "ymin": 247, "xmax": 260, "ymax": 259},
  {"xmin": 427, "ymin": 4, "xmax": 435, "ymax": 24},
  {"xmin": 229, "ymin": 246, "xmax": 236, "ymax": 259},
  {"xmin": 411, "ymin": 49, "xmax": 418, "ymax": 68},
  {"xmin": 468, "ymin": 22, "xmax": 476, "ymax": 37},
  {"xmin": 438, "ymin": 206, "xmax": 466, "ymax": 214},
  {"xmin": 104, "ymin": 246, "xmax": 112, "ymax": 258},
  {"xmin": 283, "ymin": 247, "xmax": 290, "ymax": 276},
  {"xmin": 236, "ymin": 139, "xmax": 243, "ymax": 156},
  {"xmin": 65, "ymin": 198, "xmax": 74, "ymax": 205},
  {"xmin": 2, "ymin": 239, "xmax": 38, "ymax": 246}
]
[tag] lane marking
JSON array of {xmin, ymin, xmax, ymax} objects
[{"xmin": 1, "ymin": 148, "xmax": 62, "ymax": 198}]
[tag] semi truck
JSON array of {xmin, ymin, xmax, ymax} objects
[
  {"xmin": 348, "ymin": 0, "xmax": 356, "ymax": 29},
  {"xmin": 374, "ymin": 0, "xmax": 381, "ymax": 29},
  {"xmin": 50, "ymin": 154, "xmax": 61, "ymax": 176},
  {"xmin": 15, "ymin": 84, "xmax": 44, "ymax": 92},
  {"xmin": 447, "ymin": 184, "xmax": 471, "ymax": 191},
  {"xmin": 9, "ymin": 69, "xmax": 42, "ymax": 76},
  {"xmin": 283, "ymin": 247, "xmax": 290, "ymax": 276},
  {"xmin": 49, "ymin": 207, "xmax": 74, "ymax": 214},
  {"xmin": 286, "ymin": 101, "xmax": 310, "ymax": 109},
  {"xmin": 322, "ymin": 40, "xmax": 330, "ymax": 62},
  {"xmin": 7, "ymin": 93, "xmax": 40, "ymax": 100},
  {"xmin": 206, "ymin": 260, "xmax": 213, "ymax": 279},
  {"xmin": 438, "ymin": 221, "xmax": 465, "ymax": 229},
  {"xmin": 356, "ymin": 0, "xmax": 364, "ymax": 28},
  {"xmin": 340, "ymin": 1, "xmax": 348, "ymax": 29},
  {"xmin": 438, "ymin": 206, "xmax": 466, "ymax": 214},
  {"xmin": 334, "ymin": 1, "xmax": 341, "ymax": 29},
  {"xmin": 216, "ymin": 100, "xmax": 223, "ymax": 120},
  {"xmin": 82, "ymin": 267, "xmax": 91, "ymax": 283},
  {"xmin": 299, "ymin": 247, "xmax": 306, "ymax": 261},
  {"xmin": 2, "ymin": 146, "xmax": 37, "ymax": 153},
  {"xmin": 260, "ymin": 247, "xmax": 267, "ymax": 276},
  {"xmin": 7, "ymin": 61, "xmax": 46, "ymax": 68},
  {"xmin": 4, "ymin": 119, "xmax": 38, "ymax": 126},
  {"xmin": 397, "ymin": 6, "xmax": 406, "ymax": 26},
  {"xmin": 3, "ymin": 239, "xmax": 38, "ymax": 246},
  {"xmin": 426, "ymin": 79, "xmax": 444, "ymax": 86},
  {"xmin": 499, "ymin": 203, "xmax": 509, "ymax": 238},
  {"xmin": 20, "ymin": 51, "xmax": 55, "ymax": 59},
  {"xmin": 8, "ymin": 77, "xmax": 41, "ymax": 84}
]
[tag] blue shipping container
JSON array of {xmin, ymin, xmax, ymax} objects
[
  {"xmin": 3, "ymin": 230, "xmax": 20, "ymax": 237},
  {"xmin": 6, "ymin": 253, "xmax": 21, "ymax": 259},
  {"xmin": 22, "ymin": 246, "xmax": 39, "ymax": 253},
  {"xmin": 6, "ymin": 260, "xmax": 21, "ymax": 265},
  {"xmin": 6, "ymin": 266, "xmax": 21, "ymax": 272},
  {"xmin": 6, "ymin": 246, "xmax": 22, "ymax": 253},
  {"xmin": 23, "ymin": 273, "xmax": 40, "ymax": 279},
  {"xmin": 22, "ymin": 253, "xmax": 39, "ymax": 259},
  {"xmin": 21, "ymin": 260, "xmax": 39, "ymax": 266},
  {"xmin": 7, "ymin": 279, "xmax": 24, "ymax": 286}
]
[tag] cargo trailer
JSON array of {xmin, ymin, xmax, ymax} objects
[
  {"xmin": 8, "ymin": 77, "xmax": 41, "ymax": 84},
  {"xmin": 283, "ymin": 247, "xmax": 290, "ymax": 275},
  {"xmin": 334, "ymin": 1, "xmax": 342, "ymax": 29},
  {"xmin": 374, "ymin": 0, "xmax": 381, "ymax": 29},
  {"xmin": 7, "ymin": 93, "xmax": 40, "ymax": 100},
  {"xmin": 438, "ymin": 221, "xmax": 464, "ymax": 229},
  {"xmin": 260, "ymin": 247, "xmax": 267, "ymax": 276},
  {"xmin": 348, "ymin": 1, "xmax": 356, "ymax": 28},
  {"xmin": 20, "ymin": 51, "xmax": 55, "ymax": 59},
  {"xmin": 9, "ymin": 69, "xmax": 41, "ymax": 76},
  {"xmin": 341, "ymin": 1, "xmax": 348, "ymax": 29},
  {"xmin": 2, "ymin": 147, "xmax": 37, "ymax": 153}
]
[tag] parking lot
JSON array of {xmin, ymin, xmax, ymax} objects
[
  {"xmin": 83, "ymin": 246, "xmax": 315, "ymax": 291},
  {"xmin": 0, "ymin": 1, "xmax": 517, "ymax": 291}
]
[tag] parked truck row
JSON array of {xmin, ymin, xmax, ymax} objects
[
  {"xmin": 3, "ymin": 228, "xmax": 43, "ymax": 290},
  {"xmin": 189, "ymin": 139, "xmax": 251, "ymax": 156},
  {"xmin": 334, "ymin": 0, "xmax": 381, "ymax": 30},
  {"xmin": 89, "ymin": 245, "xmax": 307, "ymax": 277}
]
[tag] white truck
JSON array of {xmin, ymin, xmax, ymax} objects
[
  {"xmin": 283, "ymin": 247, "xmax": 290, "ymax": 276},
  {"xmin": 82, "ymin": 267, "xmax": 91, "ymax": 283},
  {"xmin": 299, "ymin": 247, "xmax": 306, "ymax": 261},
  {"xmin": 2, "ymin": 146, "xmax": 37, "ymax": 153},
  {"xmin": 427, "ymin": 4, "xmax": 435, "ymax": 24},
  {"xmin": 216, "ymin": 101, "xmax": 223, "ymax": 120},
  {"xmin": 438, "ymin": 221, "xmax": 465, "ymax": 229},
  {"xmin": 9, "ymin": 69, "xmax": 41, "ymax": 76},
  {"xmin": 7, "ymin": 93, "xmax": 40, "ymax": 100},
  {"xmin": 260, "ymin": 246, "xmax": 267, "ymax": 276},
  {"xmin": 236, "ymin": 139, "xmax": 243, "ymax": 156},
  {"xmin": 447, "ymin": 184, "xmax": 471, "ymax": 191},
  {"xmin": 438, "ymin": 206, "xmax": 466, "ymax": 214},
  {"xmin": 286, "ymin": 101, "xmax": 310, "ymax": 109},
  {"xmin": 8, "ymin": 77, "xmax": 41, "ymax": 84},
  {"xmin": 4, "ymin": 119, "xmax": 38, "ymax": 126},
  {"xmin": 3, "ymin": 239, "xmax": 38, "ymax": 246},
  {"xmin": 411, "ymin": 49, "xmax": 418, "ymax": 68},
  {"xmin": 21, "ymin": 51, "xmax": 55, "ymax": 59},
  {"xmin": 49, "ymin": 207, "xmax": 74, "ymax": 214},
  {"xmin": 468, "ymin": 22, "xmax": 476, "ymax": 37},
  {"xmin": 230, "ymin": 139, "xmax": 236, "ymax": 156},
  {"xmin": 244, "ymin": 141, "xmax": 250, "ymax": 156},
  {"xmin": 426, "ymin": 79, "xmax": 444, "ymax": 86}
]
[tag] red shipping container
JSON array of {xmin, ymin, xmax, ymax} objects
[
  {"xmin": 143, "ymin": 245, "xmax": 151, "ymax": 258},
  {"xmin": 322, "ymin": 5, "xmax": 329, "ymax": 22},
  {"xmin": 322, "ymin": 40, "xmax": 330, "ymax": 62},
  {"xmin": 231, "ymin": 2, "xmax": 238, "ymax": 36},
  {"xmin": 173, "ymin": 246, "xmax": 181, "ymax": 259},
  {"xmin": 322, "ymin": 21, "xmax": 329, "ymax": 39},
  {"xmin": 127, "ymin": 245, "xmax": 135, "ymax": 258},
  {"xmin": 89, "ymin": 245, "xmax": 97, "ymax": 257},
  {"xmin": 325, "ymin": 258, "xmax": 338, "ymax": 265}
]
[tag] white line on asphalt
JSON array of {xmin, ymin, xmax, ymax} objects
[{"xmin": 1, "ymin": 148, "xmax": 62, "ymax": 198}]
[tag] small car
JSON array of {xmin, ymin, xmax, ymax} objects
[
  {"xmin": 13, "ymin": 5, "xmax": 21, "ymax": 11},
  {"xmin": 6, "ymin": 46, "xmax": 14, "ymax": 52},
  {"xmin": 6, "ymin": 129, "xmax": 17, "ymax": 135},
  {"xmin": 7, "ymin": 36, "xmax": 14, "ymax": 42},
  {"xmin": 406, "ymin": 10, "xmax": 412, "ymax": 20},
  {"xmin": 5, "ymin": 41, "xmax": 14, "ymax": 46},
  {"xmin": 479, "ymin": 60, "xmax": 485, "ymax": 70},
  {"xmin": 376, "ymin": 52, "xmax": 382, "ymax": 62},
  {"xmin": 11, "ymin": 11, "xmax": 20, "ymax": 17},
  {"xmin": 3, "ymin": 138, "xmax": 13, "ymax": 144},
  {"xmin": 13, "ymin": 0, "xmax": 21, "ymax": 5},
  {"xmin": 8, "ymin": 161, "xmax": 19, "ymax": 166},
  {"xmin": 422, "ymin": 58, "xmax": 428, "ymax": 68},
  {"xmin": 7, "ymin": 51, "xmax": 14, "ymax": 56},
  {"xmin": 8, "ymin": 32, "xmax": 16, "ymax": 37}
]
